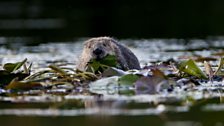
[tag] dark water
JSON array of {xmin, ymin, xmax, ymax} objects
[
  {"xmin": 1, "ymin": 0, "xmax": 224, "ymax": 40},
  {"xmin": 1, "ymin": 112, "xmax": 223, "ymax": 126}
]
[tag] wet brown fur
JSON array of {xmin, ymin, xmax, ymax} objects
[{"xmin": 77, "ymin": 37, "xmax": 141, "ymax": 71}]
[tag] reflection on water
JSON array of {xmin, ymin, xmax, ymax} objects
[
  {"xmin": 0, "ymin": 19, "xmax": 65, "ymax": 29},
  {"xmin": 1, "ymin": 37, "xmax": 224, "ymax": 126}
]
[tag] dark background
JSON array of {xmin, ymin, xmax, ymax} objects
[{"xmin": 0, "ymin": 0, "xmax": 224, "ymax": 42}]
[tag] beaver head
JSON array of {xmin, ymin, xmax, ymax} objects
[{"xmin": 84, "ymin": 37, "xmax": 116, "ymax": 60}]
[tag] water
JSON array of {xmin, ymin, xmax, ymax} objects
[{"xmin": 1, "ymin": 37, "xmax": 224, "ymax": 126}]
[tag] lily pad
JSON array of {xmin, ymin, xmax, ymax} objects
[
  {"xmin": 178, "ymin": 59, "xmax": 207, "ymax": 79},
  {"xmin": 118, "ymin": 74, "xmax": 140, "ymax": 86},
  {"xmin": 96, "ymin": 55, "xmax": 118, "ymax": 67},
  {"xmin": 3, "ymin": 58, "xmax": 27, "ymax": 73},
  {"xmin": 0, "ymin": 59, "xmax": 31, "ymax": 87},
  {"xmin": 89, "ymin": 76, "xmax": 119, "ymax": 95},
  {"xmin": 86, "ymin": 55, "xmax": 119, "ymax": 73}
]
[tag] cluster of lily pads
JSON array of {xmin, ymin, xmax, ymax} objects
[{"xmin": 0, "ymin": 54, "xmax": 224, "ymax": 95}]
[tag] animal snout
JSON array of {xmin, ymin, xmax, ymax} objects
[{"xmin": 93, "ymin": 48, "xmax": 103, "ymax": 55}]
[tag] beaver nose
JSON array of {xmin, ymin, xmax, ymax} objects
[{"xmin": 93, "ymin": 48, "xmax": 103, "ymax": 55}]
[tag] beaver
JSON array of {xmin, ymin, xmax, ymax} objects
[{"xmin": 77, "ymin": 37, "xmax": 141, "ymax": 71}]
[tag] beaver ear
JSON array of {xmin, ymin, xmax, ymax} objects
[
  {"xmin": 108, "ymin": 38, "xmax": 118, "ymax": 48},
  {"xmin": 110, "ymin": 38, "xmax": 118, "ymax": 44}
]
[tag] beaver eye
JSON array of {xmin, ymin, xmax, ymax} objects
[{"xmin": 86, "ymin": 44, "xmax": 91, "ymax": 48}]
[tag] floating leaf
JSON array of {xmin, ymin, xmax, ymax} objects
[
  {"xmin": 102, "ymin": 67, "xmax": 127, "ymax": 77},
  {"xmin": 97, "ymin": 55, "xmax": 118, "ymax": 67},
  {"xmin": 89, "ymin": 76, "xmax": 119, "ymax": 95},
  {"xmin": 214, "ymin": 58, "xmax": 224, "ymax": 76},
  {"xmin": 118, "ymin": 74, "xmax": 140, "ymax": 86},
  {"xmin": 135, "ymin": 69, "xmax": 168, "ymax": 94},
  {"xmin": 75, "ymin": 69, "xmax": 98, "ymax": 81},
  {"xmin": 6, "ymin": 78, "xmax": 42, "ymax": 90},
  {"xmin": 23, "ymin": 70, "xmax": 52, "ymax": 81},
  {"xmin": 3, "ymin": 58, "xmax": 27, "ymax": 73},
  {"xmin": 0, "ymin": 70, "xmax": 29, "ymax": 87},
  {"xmin": 0, "ymin": 59, "xmax": 30, "ymax": 87},
  {"xmin": 86, "ymin": 55, "xmax": 119, "ymax": 73},
  {"xmin": 49, "ymin": 65, "xmax": 68, "ymax": 76},
  {"xmin": 204, "ymin": 61, "xmax": 214, "ymax": 82},
  {"xmin": 178, "ymin": 59, "xmax": 207, "ymax": 79},
  {"xmin": 86, "ymin": 60, "xmax": 105, "ymax": 73},
  {"xmin": 23, "ymin": 62, "xmax": 32, "ymax": 74}
]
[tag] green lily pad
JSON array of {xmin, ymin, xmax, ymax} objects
[
  {"xmin": 3, "ymin": 58, "xmax": 27, "ymax": 73},
  {"xmin": 178, "ymin": 59, "xmax": 207, "ymax": 79},
  {"xmin": 86, "ymin": 55, "xmax": 119, "ymax": 73},
  {"xmin": 118, "ymin": 74, "xmax": 140, "ymax": 86},
  {"xmin": 0, "ymin": 59, "xmax": 30, "ymax": 87},
  {"xmin": 97, "ymin": 55, "xmax": 118, "ymax": 67}
]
